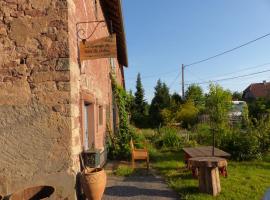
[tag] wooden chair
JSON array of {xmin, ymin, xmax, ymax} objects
[{"xmin": 130, "ymin": 139, "xmax": 149, "ymax": 169}]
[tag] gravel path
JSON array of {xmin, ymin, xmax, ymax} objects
[{"xmin": 103, "ymin": 170, "xmax": 179, "ymax": 200}]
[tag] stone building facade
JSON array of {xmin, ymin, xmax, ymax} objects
[{"xmin": 0, "ymin": 0, "xmax": 127, "ymax": 199}]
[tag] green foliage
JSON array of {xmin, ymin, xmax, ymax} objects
[
  {"xmin": 171, "ymin": 92, "xmax": 182, "ymax": 104},
  {"xmin": 232, "ymin": 91, "xmax": 243, "ymax": 101},
  {"xmin": 251, "ymin": 116, "xmax": 270, "ymax": 153},
  {"xmin": 131, "ymin": 73, "xmax": 149, "ymax": 128},
  {"xmin": 161, "ymin": 108, "xmax": 176, "ymax": 125},
  {"xmin": 191, "ymin": 123, "xmax": 212, "ymax": 145},
  {"xmin": 206, "ymin": 84, "xmax": 232, "ymax": 132},
  {"xmin": 156, "ymin": 127, "xmax": 183, "ymax": 149},
  {"xmin": 114, "ymin": 165, "xmax": 134, "ymax": 176},
  {"xmin": 185, "ymin": 84, "xmax": 205, "ymax": 112},
  {"xmin": 160, "ymin": 94, "xmax": 182, "ymax": 126},
  {"xmin": 139, "ymin": 128, "xmax": 156, "ymax": 140},
  {"xmin": 108, "ymin": 77, "xmax": 134, "ymax": 159},
  {"xmin": 134, "ymin": 73, "xmax": 146, "ymax": 112},
  {"xmin": 176, "ymin": 100, "xmax": 199, "ymax": 128},
  {"xmin": 220, "ymin": 128, "xmax": 261, "ymax": 161},
  {"xmin": 149, "ymin": 80, "xmax": 171, "ymax": 127},
  {"xmin": 247, "ymin": 98, "xmax": 270, "ymax": 119}
]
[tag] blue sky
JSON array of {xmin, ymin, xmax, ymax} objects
[{"xmin": 122, "ymin": 0, "xmax": 270, "ymax": 102}]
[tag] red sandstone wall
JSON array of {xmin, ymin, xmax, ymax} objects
[
  {"xmin": 0, "ymin": 0, "xmax": 125, "ymax": 198},
  {"xmin": 0, "ymin": 0, "xmax": 75, "ymax": 199},
  {"xmin": 68, "ymin": 0, "xmax": 125, "ymax": 172}
]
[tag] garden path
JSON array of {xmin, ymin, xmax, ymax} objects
[{"xmin": 103, "ymin": 164, "xmax": 178, "ymax": 200}]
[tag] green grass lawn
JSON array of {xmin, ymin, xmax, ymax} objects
[{"xmin": 151, "ymin": 150, "xmax": 270, "ymax": 200}]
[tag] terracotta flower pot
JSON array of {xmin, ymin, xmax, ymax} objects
[
  {"xmin": 81, "ymin": 168, "xmax": 107, "ymax": 200},
  {"xmin": 9, "ymin": 185, "xmax": 54, "ymax": 200}
]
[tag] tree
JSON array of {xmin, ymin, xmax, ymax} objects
[
  {"xmin": 185, "ymin": 84, "xmax": 205, "ymax": 111},
  {"xmin": 232, "ymin": 91, "xmax": 243, "ymax": 101},
  {"xmin": 171, "ymin": 92, "xmax": 182, "ymax": 105},
  {"xmin": 247, "ymin": 98, "xmax": 270, "ymax": 119},
  {"xmin": 131, "ymin": 73, "xmax": 148, "ymax": 127},
  {"xmin": 176, "ymin": 100, "xmax": 199, "ymax": 128},
  {"xmin": 206, "ymin": 84, "xmax": 232, "ymax": 128},
  {"xmin": 149, "ymin": 80, "xmax": 171, "ymax": 127},
  {"xmin": 134, "ymin": 73, "xmax": 146, "ymax": 114},
  {"xmin": 206, "ymin": 84, "xmax": 232, "ymax": 146}
]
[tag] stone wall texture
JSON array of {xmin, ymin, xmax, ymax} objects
[
  {"xmin": 68, "ymin": 0, "xmax": 124, "ymax": 173},
  {"xmin": 0, "ymin": 0, "xmax": 125, "ymax": 199}
]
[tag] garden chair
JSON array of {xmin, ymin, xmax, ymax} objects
[{"xmin": 130, "ymin": 139, "xmax": 149, "ymax": 169}]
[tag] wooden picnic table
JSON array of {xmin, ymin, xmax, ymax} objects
[
  {"xmin": 188, "ymin": 157, "xmax": 227, "ymax": 196},
  {"xmin": 183, "ymin": 146, "xmax": 230, "ymax": 177}
]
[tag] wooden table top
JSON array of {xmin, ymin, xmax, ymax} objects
[
  {"xmin": 188, "ymin": 157, "xmax": 228, "ymax": 168},
  {"xmin": 183, "ymin": 146, "xmax": 230, "ymax": 158}
]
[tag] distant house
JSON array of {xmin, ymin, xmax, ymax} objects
[{"xmin": 243, "ymin": 81, "xmax": 270, "ymax": 100}]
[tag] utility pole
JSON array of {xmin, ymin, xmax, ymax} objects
[{"xmin": 182, "ymin": 64, "xmax": 185, "ymax": 100}]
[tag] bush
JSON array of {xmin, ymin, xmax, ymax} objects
[
  {"xmin": 107, "ymin": 126, "xmax": 146, "ymax": 160},
  {"xmin": 140, "ymin": 128, "xmax": 156, "ymax": 140},
  {"xmin": 191, "ymin": 123, "xmax": 212, "ymax": 145},
  {"xmin": 252, "ymin": 117, "xmax": 270, "ymax": 153},
  {"xmin": 176, "ymin": 100, "xmax": 199, "ymax": 128},
  {"xmin": 184, "ymin": 139, "xmax": 198, "ymax": 147},
  {"xmin": 220, "ymin": 128, "xmax": 261, "ymax": 161},
  {"xmin": 156, "ymin": 127, "xmax": 183, "ymax": 149}
]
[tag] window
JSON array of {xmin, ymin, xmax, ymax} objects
[{"xmin": 99, "ymin": 105, "xmax": 103, "ymax": 125}]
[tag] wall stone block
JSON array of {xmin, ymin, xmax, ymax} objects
[
  {"xmin": 31, "ymin": 81, "xmax": 57, "ymax": 93},
  {"xmin": 47, "ymin": 41, "xmax": 69, "ymax": 58},
  {"xmin": 31, "ymin": 71, "xmax": 70, "ymax": 83},
  {"xmin": 4, "ymin": 0, "xmax": 17, "ymax": 4},
  {"xmin": 56, "ymin": 58, "xmax": 69, "ymax": 71},
  {"xmin": 57, "ymin": 81, "xmax": 70, "ymax": 91},
  {"xmin": 35, "ymin": 91, "xmax": 70, "ymax": 104},
  {"xmin": 29, "ymin": 0, "xmax": 51, "ymax": 10},
  {"xmin": 0, "ymin": 79, "xmax": 31, "ymax": 105}
]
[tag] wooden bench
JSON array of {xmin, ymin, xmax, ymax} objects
[{"xmin": 130, "ymin": 139, "xmax": 149, "ymax": 169}]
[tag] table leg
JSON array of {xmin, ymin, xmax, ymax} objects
[{"xmin": 198, "ymin": 167, "xmax": 221, "ymax": 196}]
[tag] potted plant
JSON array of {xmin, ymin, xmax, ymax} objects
[{"xmin": 81, "ymin": 167, "xmax": 107, "ymax": 200}]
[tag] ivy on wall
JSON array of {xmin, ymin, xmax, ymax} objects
[{"xmin": 108, "ymin": 75, "xmax": 133, "ymax": 159}]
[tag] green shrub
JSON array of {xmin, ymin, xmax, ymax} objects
[
  {"xmin": 184, "ymin": 139, "xmax": 198, "ymax": 147},
  {"xmin": 107, "ymin": 126, "xmax": 147, "ymax": 160},
  {"xmin": 157, "ymin": 127, "xmax": 183, "ymax": 149},
  {"xmin": 252, "ymin": 117, "xmax": 270, "ymax": 153},
  {"xmin": 176, "ymin": 100, "xmax": 199, "ymax": 128},
  {"xmin": 191, "ymin": 123, "xmax": 212, "ymax": 145},
  {"xmin": 140, "ymin": 128, "xmax": 156, "ymax": 140},
  {"xmin": 220, "ymin": 128, "xmax": 261, "ymax": 161}
]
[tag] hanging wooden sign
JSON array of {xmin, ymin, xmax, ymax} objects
[{"xmin": 79, "ymin": 34, "xmax": 117, "ymax": 61}]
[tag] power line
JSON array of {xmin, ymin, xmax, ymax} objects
[
  {"xmin": 186, "ymin": 69, "xmax": 270, "ymax": 86},
  {"xmin": 185, "ymin": 68, "xmax": 206, "ymax": 82},
  {"xmin": 125, "ymin": 68, "xmax": 178, "ymax": 80},
  {"xmin": 186, "ymin": 62, "xmax": 270, "ymax": 84},
  {"xmin": 169, "ymin": 72, "xmax": 181, "ymax": 89},
  {"xmin": 185, "ymin": 32, "xmax": 270, "ymax": 67}
]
